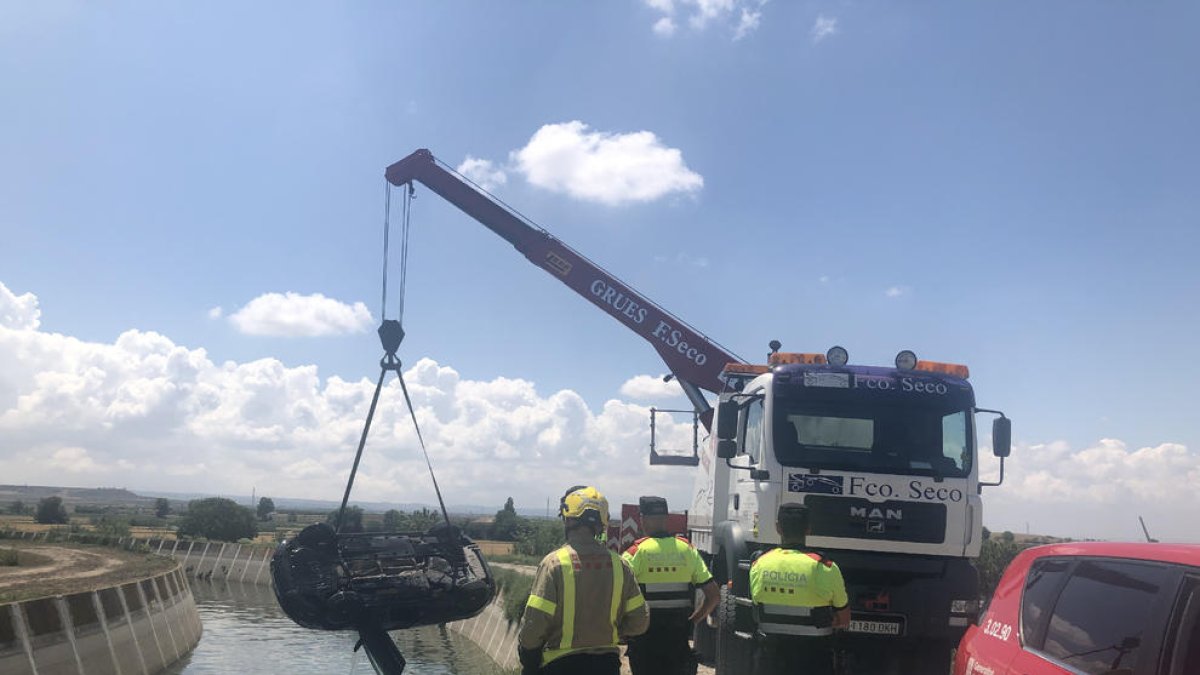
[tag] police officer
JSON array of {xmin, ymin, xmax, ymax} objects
[
  {"xmin": 749, "ymin": 503, "xmax": 850, "ymax": 675},
  {"xmin": 623, "ymin": 496, "xmax": 720, "ymax": 675},
  {"xmin": 518, "ymin": 486, "xmax": 649, "ymax": 675}
]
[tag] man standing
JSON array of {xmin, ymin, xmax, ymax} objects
[
  {"xmin": 749, "ymin": 503, "xmax": 850, "ymax": 675},
  {"xmin": 623, "ymin": 496, "xmax": 720, "ymax": 675},
  {"xmin": 518, "ymin": 486, "xmax": 649, "ymax": 675}
]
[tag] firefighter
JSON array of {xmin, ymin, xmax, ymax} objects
[
  {"xmin": 518, "ymin": 486, "xmax": 649, "ymax": 675},
  {"xmin": 623, "ymin": 496, "xmax": 720, "ymax": 675},
  {"xmin": 749, "ymin": 503, "xmax": 850, "ymax": 675}
]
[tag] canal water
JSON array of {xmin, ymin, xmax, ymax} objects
[{"xmin": 165, "ymin": 580, "xmax": 509, "ymax": 674}]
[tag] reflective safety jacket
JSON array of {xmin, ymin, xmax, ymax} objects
[
  {"xmin": 749, "ymin": 548, "xmax": 848, "ymax": 637},
  {"xmin": 519, "ymin": 530, "xmax": 650, "ymax": 665},
  {"xmin": 622, "ymin": 535, "xmax": 713, "ymax": 610}
]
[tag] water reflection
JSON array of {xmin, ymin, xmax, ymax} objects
[{"xmin": 167, "ymin": 581, "xmax": 507, "ymax": 674}]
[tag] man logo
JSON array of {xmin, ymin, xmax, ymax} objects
[{"xmin": 850, "ymin": 506, "xmax": 903, "ymax": 520}]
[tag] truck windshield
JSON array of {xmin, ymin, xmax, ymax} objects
[{"xmin": 772, "ymin": 400, "xmax": 973, "ymax": 478}]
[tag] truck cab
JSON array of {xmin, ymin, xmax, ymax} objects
[{"xmin": 689, "ymin": 347, "xmax": 1011, "ymax": 674}]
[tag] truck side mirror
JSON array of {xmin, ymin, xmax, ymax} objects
[
  {"xmin": 717, "ymin": 439, "xmax": 737, "ymax": 459},
  {"xmin": 716, "ymin": 400, "xmax": 738, "ymax": 442},
  {"xmin": 992, "ymin": 417, "xmax": 1011, "ymax": 458}
]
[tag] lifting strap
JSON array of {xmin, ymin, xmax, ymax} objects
[{"xmin": 334, "ymin": 182, "xmax": 451, "ymax": 533}]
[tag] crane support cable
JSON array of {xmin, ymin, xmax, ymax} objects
[
  {"xmin": 380, "ymin": 181, "xmax": 392, "ymax": 322},
  {"xmin": 336, "ymin": 182, "xmax": 450, "ymax": 534}
]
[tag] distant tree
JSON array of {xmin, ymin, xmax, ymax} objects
[
  {"xmin": 178, "ymin": 498, "xmax": 257, "ymax": 542},
  {"xmin": 35, "ymin": 497, "xmax": 69, "ymax": 524},
  {"xmin": 327, "ymin": 506, "xmax": 364, "ymax": 533},
  {"xmin": 8, "ymin": 500, "xmax": 26, "ymax": 516},
  {"xmin": 492, "ymin": 497, "xmax": 521, "ymax": 541},
  {"xmin": 976, "ymin": 536, "xmax": 1029, "ymax": 596},
  {"xmin": 406, "ymin": 507, "xmax": 443, "ymax": 533},
  {"xmin": 1000, "ymin": 530, "xmax": 1015, "ymax": 543},
  {"xmin": 155, "ymin": 498, "xmax": 171, "ymax": 519},
  {"xmin": 383, "ymin": 509, "xmax": 403, "ymax": 531},
  {"xmin": 93, "ymin": 515, "xmax": 131, "ymax": 538},
  {"xmin": 981, "ymin": 526, "xmax": 991, "ymax": 541},
  {"xmin": 257, "ymin": 497, "xmax": 276, "ymax": 521},
  {"xmin": 515, "ymin": 519, "xmax": 564, "ymax": 558}
]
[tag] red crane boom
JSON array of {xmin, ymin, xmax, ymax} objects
[{"xmin": 384, "ymin": 149, "xmax": 743, "ymax": 421}]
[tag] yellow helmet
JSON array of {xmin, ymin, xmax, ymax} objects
[{"xmin": 559, "ymin": 485, "xmax": 609, "ymax": 530}]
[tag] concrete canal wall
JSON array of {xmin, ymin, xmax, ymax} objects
[
  {"xmin": 0, "ymin": 563, "xmax": 201, "ymax": 675},
  {"xmin": 5, "ymin": 532, "xmax": 523, "ymax": 672},
  {"xmin": 445, "ymin": 591, "xmax": 521, "ymax": 672}
]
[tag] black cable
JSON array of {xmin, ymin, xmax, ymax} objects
[
  {"xmin": 398, "ymin": 185, "xmax": 412, "ymax": 321},
  {"xmin": 396, "ymin": 369, "xmax": 452, "ymax": 528},
  {"xmin": 334, "ymin": 366, "xmax": 389, "ymax": 534},
  {"xmin": 380, "ymin": 182, "xmax": 392, "ymax": 322}
]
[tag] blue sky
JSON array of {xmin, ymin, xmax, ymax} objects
[{"xmin": 1, "ymin": 2, "xmax": 1198, "ymax": 539}]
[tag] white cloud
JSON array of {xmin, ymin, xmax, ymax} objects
[
  {"xmin": 733, "ymin": 7, "xmax": 762, "ymax": 40},
  {"xmin": 688, "ymin": 0, "xmax": 735, "ymax": 29},
  {"xmin": 511, "ymin": 121, "xmax": 703, "ymax": 206},
  {"xmin": 644, "ymin": 0, "xmax": 764, "ymax": 40},
  {"xmin": 455, "ymin": 156, "xmax": 508, "ymax": 192},
  {"xmin": 0, "ymin": 283, "xmax": 701, "ymax": 510},
  {"xmin": 979, "ymin": 438, "xmax": 1200, "ymax": 541},
  {"xmin": 811, "ymin": 14, "xmax": 838, "ymax": 43},
  {"xmin": 207, "ymin": 306, "xmax": 223, "ymax": 320},
  {"xmin": 7, "ymin": 281, "xmax": 1198, "ymax": 540},
  {"xmin": 229, "ymin": 292, "xmax": 373, "ymax": 337},
  {"xmin": 653, "ymin": 16, "xmax": 677, "ymax": 37},
  {"xmin": 619, "ymin": 374, "xmax": 685, "ymax": 400},
  {"xmin": 0, "ymin": 281, "xmax": 41, "ymax": 330},
  {"xmin": 48, "ymin": 446, "xmax": 101, "ymax": 473},
  {"xmin": 818, "ymin": 276, "xmax": 831, "ymax": 285},
  {"xmin": 885, "ymin": 286, "xmax": 907, "ymax": 298}
]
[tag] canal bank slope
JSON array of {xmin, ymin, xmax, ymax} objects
[{"xmin": 1, "ymin": 542, "xmax": 201, "ymax": 675}]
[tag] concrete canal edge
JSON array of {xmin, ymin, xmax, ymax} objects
[
  {"xmin": 445, "ymin": 589, "xmax": 521, "ymax": 672},
  {"xmin": 6, "ymin": 533, "xmax": 524, "ymax": 673},
  {"xmin": 0, "ymin": 561, "xmax": 202, "ymax": 675},
  {"xmin": 166, "ymin": 536, "xmax": 525, "ymax": 672}
]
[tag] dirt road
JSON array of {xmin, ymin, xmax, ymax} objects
[{"xmin": 0, "ymin": 543, "xmax": 175, "ymax": 602}]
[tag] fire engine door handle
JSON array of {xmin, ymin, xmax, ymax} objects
[{"xmin": 733, "ymin": 494, "xmax": 740, "ymax": 511}]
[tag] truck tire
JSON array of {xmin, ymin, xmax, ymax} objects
[{"xmin": 714, "ymin": 585, "xmax": 753, "ymax": 675}]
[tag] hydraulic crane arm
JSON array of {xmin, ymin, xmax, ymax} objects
[{"xmin": 384, "ymin": 149, "xmax": 743, "ymax": 417}]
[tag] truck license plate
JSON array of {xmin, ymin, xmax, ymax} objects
[{"xmin": 849, "ymin": 619, "xmax": 903, "ymax": 635}]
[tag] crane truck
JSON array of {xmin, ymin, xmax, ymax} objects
[{"xmin": 383, "ymin": 149, "xmax": 1011, "ymax": 675}]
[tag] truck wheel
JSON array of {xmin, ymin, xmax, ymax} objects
[
  {"xmin": 693, "ymin": 614, "xmax": 716, "ymax": 664},
  {"xmin": 714, "ymin": 585, "xmax": 753, "ymax": 675}
]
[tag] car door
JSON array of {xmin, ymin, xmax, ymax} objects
[
  {"xmin": 1162, "ymin": 572, "xmax": 1200, "ymax": 675},
  {"xmin": 1009, "ymin": 557, "xmax": 1182, "ymax": 675}
]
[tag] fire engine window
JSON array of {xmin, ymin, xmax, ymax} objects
[
  {"xmin": 1020, "ymin": 558, "xmax": 1070, "ymax": 647},
  {"xmin": 744, "ymin": 400, "xmax": 765, "ymax": 463},
  {"xmin": 1040, "ymin": 560, "xmax": 1172, "ymax": 674}
]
